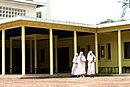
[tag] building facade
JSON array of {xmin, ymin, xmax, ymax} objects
[
  {"xmin": 0, "ymin": 0, "xmax": 130, "ymax": 76},
  {"xmin": 0, "ymin": 0, "xmax": 46, "ymax": 19}
]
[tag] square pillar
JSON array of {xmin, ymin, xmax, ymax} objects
[
  {"xmin": 54, "ymin": 37, "xmax": 58, "ymax": 73},
  {"xmin": 118, "ymin": 30, "xmax": 122, "ymax": 74},
  {"xmin": 95, "ymin": 32, "xmax": 99, "ymax": 74},
  {"xmin": 34, "ymin": 35, "xmax": 37, "ymax": 74},
  {"xmin": 30, "ymin": 40, "xmax": 32, "ymax": 73},
  {"xmin": 21, "ymin": 26, "xmax": 25, "ymax": 76},
  {"xmin": 49, "ymin": 28, "xmax": 53, "ymax": 75},
  {"xmin": 74, "ymin": 31, "xmax": 77, "ymax": 55},
  {"xmin": 10, "ymin": 39, "xmax": 12, "ymax": 74},
  {"xmin": 2, "ymin": 30, "xmax": 5, "ymax": 75}
]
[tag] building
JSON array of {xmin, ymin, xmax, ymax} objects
[
  {"xmin": 0, "ymin": 0, "xmax": 46, "ymax": 19},
  {"xmin": 0, "ymin": 0, "xmax": 130, "ymax": 76}
]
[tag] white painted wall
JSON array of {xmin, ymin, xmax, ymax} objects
[{"xmin": 0, "ymin": 1, "xmax": 37, "ymax": 17}]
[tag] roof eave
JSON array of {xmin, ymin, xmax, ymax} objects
[{"xmin": 6, "ymin": 0, "xmax": 46, "ymax": 7}]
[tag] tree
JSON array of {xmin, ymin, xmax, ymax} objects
[
  {"xmin": 97, "ymin": 19, "xmax": 127, "ymax": 25},
  {"xmin": 118, "ymin": 0, "xmax": 130, "ymax": 19},
  {"xmin": 117, "ymin": 19, "xmax": 127, "ymax": 22},
  {"xmin": 98, "ymin": 19, "xmax": 116, "ymax": 24}
]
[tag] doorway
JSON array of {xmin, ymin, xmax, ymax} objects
[{"xmin": 58, "ymin": 47, "xmax": 69, "ymax": 73}]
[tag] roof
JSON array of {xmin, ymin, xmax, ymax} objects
[
  {"xmin": 6, "ymin": 0, "xmax": 46, "ymax": 7},
  {"xmin": 97, "ymin": 21, "xmax": 130, "ymax": 28},
  {"xmin": 0, "ymin": 16, "xmax": 97, "ymax": 28},
  {"xmin": 1, "ymin": 16, "xmax": 130, "ymax": 29}
]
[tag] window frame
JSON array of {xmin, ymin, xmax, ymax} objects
[{"xmin": 124, "ymin": 42, "xmax": 130, "ymax": 59}]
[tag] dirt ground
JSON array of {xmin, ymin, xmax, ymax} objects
[{"xmin": 0, "ymin": 76, "xmax": 130, "ymax": 87}]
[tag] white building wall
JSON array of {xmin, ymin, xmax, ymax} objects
[
  {"xmin": 0, "ymin": 1, "xmax": 37, "ymax": 18},
  {"xmin": 36, "ymin": 0, "xmax": 51, "ymax": 19}
]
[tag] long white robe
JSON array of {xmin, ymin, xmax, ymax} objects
[
  {"xmin": 76, "ymin": 54, "xmax": 86, "ymax": 75},
  {"xmin": 71, "ymin": 55, "xmax": 79, "ymax": 75},
  {"xmin": 87, "ymin": 52, "xmax": 96, "ymax": 75}
]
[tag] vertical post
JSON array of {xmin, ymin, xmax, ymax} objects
[
  {"xmin": 30, "ymin": 40, "xmax": 32, "ymax": 73},
  {"xmin": 118, "ymin": 30, "xmax": 122, "ymax": 74},
  {"xmin": 54, "ymin": 37, "xmax": 58, "ymax": 73},
  {"xmin": 10, "ymin": 38, "xmax": 12, "ymax": 74},
  {"xmin": 21, "ymin": 26, "xmax": 25, "ymax": 76},
  {"xmin": 95, "ymin": 32, "xmax": 98, "ymax": 74},
  {"xmin": 34, "ymin": 35, "xmax": 37, "ymax": 74},
  {"xmin": 49, "ymin": 28, "xmax": 53, "ymax": 75},
  {"xmin": 2, "ymin": 30, "xmax": 5, "ymax": 75},
  {"xmin": 74, "ymin": 31, "xmax": 77, "ymax": 55}
]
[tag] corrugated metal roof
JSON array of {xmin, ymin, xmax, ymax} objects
[
  {"xmin": 0, "ymin": 16, "xmax": 97, "ymax": 28},
  {"xmin": 1, "ymin": 16, "xmax": 130, "ymax": 29}
]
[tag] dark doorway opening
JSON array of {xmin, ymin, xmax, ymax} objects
[
  {"xmin": 12, "ymin": 48, "xmax": 22, "ymax": 74},
  {"xmin": 58, "ymin": 47, "xmax": 70, "ymax": 73}
]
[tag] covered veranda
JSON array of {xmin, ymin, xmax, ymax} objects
[{"xmin": 0, "ymin": 16, "xmax": 97, "ymax": 76}]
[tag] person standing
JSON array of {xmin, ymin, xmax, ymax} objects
[
  {"xmin": 87, "ymin": 51, "xmax": 96, "ymax": 78},
  {"xmin": 71, "ymin": 53, "xmax": 79, "ymax": 76},
  {"xmin": 77, "ymin": 51, "xmax": 86, "ymax": 77}
]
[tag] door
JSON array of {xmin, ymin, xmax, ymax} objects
[
  {"xmin": 12, "ymin": 48, "xmax": 22, "ymax": 74},
  {"xmin": 58, "ymin": 47, "xmax": 69, "ymax": 73}
]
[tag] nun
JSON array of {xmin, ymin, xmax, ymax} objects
[
  {"xmin": 87, "ymin": 51, "xmax": 96, "ymax": 77},
  {"xmin": 71, "ymin": 53, "xmax": 79, "ymax": 76},
  {"xmin": 77, "ymin": 51, "xmax": 86, "ymax": 77}
]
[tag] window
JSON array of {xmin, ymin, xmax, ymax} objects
[
  {"xmin": 106, "ymin": 43, "xmax": 111, "ymax": 59},
  {"xmin": 101, "ymin": 46, "xmax": 105, "ymax": 57},
  {"xmin": 124, "ymin": 42, "xmax": 130, "ymax": 59},
  {"xmin": 36, "ymin": 12, "xmax": 42, "ymax": 18},
  {"xmin": 0, "ymin": 6, "xmax": 26, "ymax": 18},
  {"xmin": 98, "ymin": 44, "xmax": 100, "ymax": 60}
]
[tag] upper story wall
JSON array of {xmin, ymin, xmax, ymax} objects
[{"xmin": 0, "ymin": 1, "xmax": 37, "ymax": 18}]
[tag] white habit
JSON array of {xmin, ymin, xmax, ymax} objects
[
  {"xmin": 77, "ymin": 52, "xmax": 86, "ymax": 75},
  {"xmin": 71, "ymin": 53, "xmax": 79, "ymax": 75},
  {"xmin": 87, "ymin": 51, "xmax": 96, "ymax": 75}
]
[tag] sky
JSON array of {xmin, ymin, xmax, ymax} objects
[{"xmin": 35, "ymin": 0, "xmax": 130, "ymax": 24}]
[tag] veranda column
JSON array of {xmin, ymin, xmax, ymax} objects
[
  {"xmin": 30, "ymin": 40, "xmax": 32, "ymax": 73},
  {"xmin": 49, "ymin": 28, "xmax": 53, "ymax": 75},
  {"xmin": 118, "ymin": 30, "xmax": 122, "ymax": 74},
  {"xmin": 2, "ymin": 30, "xmax": 5, "ymax": 75},
  {"xmin": 10, "ymin": 38, "xmax": 12, "ymax": 74},
  {"xmin": 21, "ymin": 26, "xmax": 25, "ymax": 76},
  {"xmin": 54, "ymin": 37, "xmax": 58, "ymax": 73},
  {"xmin": 74, "ymin": 31, "xmax": 77, "ymax": 55},
  {"xmin": 34, "ymin": 35, "xmax": 37, "ymax": 74},
  {"xmin": 95, "ymin": 32, "xmax": 99, "ymax": 74}
]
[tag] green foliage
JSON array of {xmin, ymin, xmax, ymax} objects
[
  {"xmin": 98, "ymin": 19, "xmax": 116, "ymax": 24},
  {"xmin": 117, "ymin": 19, "xmax": 127, "ymax": 22},
  {"xmin": 98, "ymin": 19, "xmax": 127, "ymax": 25}
]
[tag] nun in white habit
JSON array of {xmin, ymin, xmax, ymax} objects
[
  {"xmin": 77, "ymin": 52, "xmax": 86, "ymax": 77},
  {"xmin": 87, "ymin": 51, "xmax": 96, "ymax": 77},
  {"xmin": 71, "ymin": 53, "xmax": 79, "ymax": 75}
]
